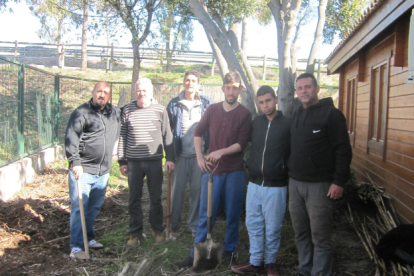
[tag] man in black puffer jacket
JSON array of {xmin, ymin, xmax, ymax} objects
[
  {"xmin": 289, "ymin": 73, "xmax": 352, "ymax": 276},
  {"xmin": 231, "ymin": 86, "xmax": 290, "ymax": 276},
  {"xmin": 65, "ymin": 82, "xmax": 120, "ymax": 259}
]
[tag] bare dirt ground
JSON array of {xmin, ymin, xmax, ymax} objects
[
  {"xmin": 0, "ymin": 161, "xmax": 375, "ymax": 276},
  {"xmin": 0, "ymin": 165, "xmax": 129, "ymax": 275}
]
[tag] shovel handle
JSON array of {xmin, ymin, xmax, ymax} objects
[
  {"xmin": 207, "ymin": 173, "xmax": 213, "ymax": 218},
  {"xmin": 76, "ymin": 178, "xmax": 90, "ymax": 259},
  {"xmin": 166, "ymin": 171, "xmax": 171, "ymax": 239}
]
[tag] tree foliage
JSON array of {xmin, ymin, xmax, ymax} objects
[
  {"xmin": 155, "ymin": 0, "xmax": 194, "ymax": 71},
  {"xmin": 103, "ymin": 0, "xmax": 162, "ymax": 97},
  {"xmin": 323, "ymin": 0, "xmax": 368, "ymax": 44},
  {"xmin": 27, "ymin": 0, "xmax": 78, "ymax": 43}
]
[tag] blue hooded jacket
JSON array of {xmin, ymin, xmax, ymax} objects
[{"xmin": 166, "ymin": 91, "xmax": 214, "ymax": 160}]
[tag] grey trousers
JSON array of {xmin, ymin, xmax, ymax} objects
[
  {"xmin": 289, "ymin": 178, "xmax": 335, "ymax": 276},
  {"xmin": 170, "ymin": 155, "xmax": 202, "ymax": 233}
]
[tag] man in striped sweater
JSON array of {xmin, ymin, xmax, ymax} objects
[{"xmin": 118, "ymin": 78, "xmax": 175, "ymax": 246}]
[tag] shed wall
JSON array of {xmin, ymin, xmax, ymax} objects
[{"xmin": 341, "ymin": 14, "xmax": 414, "ymax": 223}]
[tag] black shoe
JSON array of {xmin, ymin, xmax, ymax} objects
[
  {"xmin": 222, "ymin": 251, "xmax": 238, "ymax": 267},
  {"xmin": 174, "ymin": 256, "xmax": 194, "ymax": 269}
]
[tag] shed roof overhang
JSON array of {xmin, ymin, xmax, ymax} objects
[{"xmin": 325, "ymin": 0, "xmax": 414, "ymax": 75}]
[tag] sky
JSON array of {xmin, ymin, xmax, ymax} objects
[{"xmin": 0, "ymin": 3, "xmax": 339, "ymax": 61}]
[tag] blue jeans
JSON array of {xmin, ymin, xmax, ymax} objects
[
  {"xmin": 246, "ymin": 182, "xmax": 287, "ymax": 266},
  {"xmin": 190, "ymin": 171, "xmax": 246, "ymax": 257},
  {"xmin": 69, "ymin": 171, "xmax": 109, "ymax": 250}
]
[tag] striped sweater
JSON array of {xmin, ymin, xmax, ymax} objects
[{"xmin": 118, "ymin": 101, "xmax": 174, "ymax": 165}]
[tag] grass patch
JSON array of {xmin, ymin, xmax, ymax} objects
[{"xmin": 108, "ymin": 160, "xmax": 129, "ymax": 190}]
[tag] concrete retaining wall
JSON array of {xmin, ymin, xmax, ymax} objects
[{"xmin": 0, "ymin": 145, "xmax": 65, "ymax": 201}]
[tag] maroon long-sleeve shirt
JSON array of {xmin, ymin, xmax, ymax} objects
[{"xmin": 194, "ymin": 102, "xmax": 252, "ymax": 175}]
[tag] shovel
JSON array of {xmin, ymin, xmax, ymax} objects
[
  {"xmin": 193, "ymin": 161, "xmax": 222, "ymax": 272},
  {"xmin": 165, "ymin": 171, "xmax": 172, "ymax": 242},
  {"xmin": 77, "ymin": 178, "xmax": 90, "ymax": 259}
]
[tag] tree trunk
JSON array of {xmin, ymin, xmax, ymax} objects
[
  {"xmin": 204, "ymin": 29, "xmax": 228, "ymax": 79},
  {"xmin": 81, "ymin": 1, "xmax": 88, "ymax": 71},
  {"xmin": 268, "ymin": 0, "xmax": 302, "ymax": 117},
  {"xmin": 131, "ymin": 39, "xmax": 140, "ymax": 101},
  {"xmin": 307, "ymin": 0, "xmax": 328, "ymax": 74},
  {"xmin": 165, "ymin": 30, "xmax": 171, "ymax": 72},
  {"xmin": 291, "ymin": 44, "xmax": 298, "ymax": 73},
  {"xmin": 228, "ymin": 20, "xmax": 260, "ymax": 101},
  {"xmin": 109, "ymin": 0, "xmax": 156, "ymax": 101},
  {"xmin": 241, "ymin": 17, "xmax": 248, "ymax": 54},
  {"xmin": 165, "ymin": 8, "xmax": 173, "ymax": 73},
  {"xmin": 189, "ymin": 0, "xmax": 257, "ymax": 115}
]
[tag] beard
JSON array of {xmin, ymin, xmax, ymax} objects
[
  {"xmin": 93, "ymin": 98, "xmax": 106, "ymax": 109},
  {"xmin": 225, "ymin": 95, "xmax": 238, "ymax": 105}
]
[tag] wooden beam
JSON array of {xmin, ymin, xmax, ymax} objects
[
  {"xmin": 358, "ymin": 52, "xmax": 365, "ymax": 82},
  {"xmin": 393, "ymin": 18, "xmax": 406, "ymax": 67}
]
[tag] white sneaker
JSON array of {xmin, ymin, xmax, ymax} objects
[
  {"xmin": 88, "ymin": 239, "xmax": 104, "ymax": 249},
  {"xmin": 69, "ymin": 248, "xmax": 88, "ymax": 259}
]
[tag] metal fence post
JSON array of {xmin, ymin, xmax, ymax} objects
[
  {"xmin": 53, "ymin": 76, "xmax": 60, "ymax": 144},
  {"xmin": 14, "ymin": 40, "xmax": 18, "ymax": 60},
  {"xmin": 17, "ymin": 63, "xmax": 25, "ymax": 156},
  {"xmin": 262, "ymin": 55, "xmax": 267, "ymax": 81},
  {"xmin": 110, "ymin": 43, "xmax": 114, "ymax": 70}
]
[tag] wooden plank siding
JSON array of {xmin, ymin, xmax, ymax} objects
[{"xmin": 341, "ymin": 13, "xmax": 414, "ymax": 223}]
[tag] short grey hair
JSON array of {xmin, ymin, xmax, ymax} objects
[{"xmin": 135, "ymin": 78, "xmax": 153, "ymax": 92}]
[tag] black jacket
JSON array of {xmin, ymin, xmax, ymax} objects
[
  {"xmin": 247, "ymin": 112, "xmax": 291, "ymax": 187},
  {"xmin": 65, "ymin": 99, "xmax": 120, "ymax": 175},
  {"xmin": 288, "ymin": 97, "xmax": 352, "ymax": 187}
]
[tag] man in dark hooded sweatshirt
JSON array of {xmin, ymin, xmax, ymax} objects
[{"xmin": 288, "ymin": 73, "xmax": 352, "ymax": 276}]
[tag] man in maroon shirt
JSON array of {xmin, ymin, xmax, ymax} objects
[{"xmin": 174, "ymin": 71, "xmax": 252, "ymax": 268}]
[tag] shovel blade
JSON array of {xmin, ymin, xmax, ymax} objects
[{"xmin": 193, "ymin": 239, "xmax": 223, "ymax": 272}]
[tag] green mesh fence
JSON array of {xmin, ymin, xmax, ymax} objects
[
  {"xmin": 0, "ymin": 58, "xmax": 19, "ymax": 165},
  {"xmin": 0, "ymin": 56, "xmax": 228, "ymax": 167},
  {"xmin": 24, "ymin": 66, "xmax": 56, "ymax": 155}
]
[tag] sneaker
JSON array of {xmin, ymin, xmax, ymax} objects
[
  {"xmin": 223, "ymin": 251, "xmax": 238, "ymax": 267},
  {"xmin": 265, "ymin": 263, "xmax": 279, "ymax": 276},
  {"xmin": 174, "ymin": 256, "xmax": 194, "ymax": 269},
  {"xmin": 170, "ymin": 230, "xmax": 181, "ymax": 239},
  {"xmin": 126, "ymin": 236, "xmax": 141, "ymax": 246},
  {"xmin": 231, "ymin": 262, "xmax": 261, "ymax": 274},
  {"xmin": 88, "ymin": 240, "xmax": 104, "ymax": 250},
  {"xmin": 69, "ymin": 248, "xmax": 88, "ymax": 259},
  {"xmin": 151, "ymin": 229, "xmax": 165, "ymax": 244}
]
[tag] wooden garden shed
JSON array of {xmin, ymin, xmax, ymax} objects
[{"xmin": 325, "ymin": 0, "xmax": 414, "ymax": 223}]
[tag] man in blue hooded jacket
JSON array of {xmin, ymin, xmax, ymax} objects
[{"xmin": 166, "ymin": 70, "xmax": 214, "ymax": 238}]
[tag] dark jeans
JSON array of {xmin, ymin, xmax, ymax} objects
[
  {"xmin": 289, "ymin": 178, "xmax": 334, "ymax": 276},
  {"xmin": 127, "ymin": 159, "xmax": 164, "ymax": 237}
]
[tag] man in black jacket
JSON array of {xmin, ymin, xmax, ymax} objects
[
  {"xmin": 65, "ymin": 82, "xmax": 120, "ymax": 259},
  {"xmin": 231, "ymin": 86, "xmax": 290, "ymax": 276},
  {"xmin": 289, "ymin": 73, "xmax": 352, "ymax": 276}
]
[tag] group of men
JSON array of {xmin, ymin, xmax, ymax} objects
[{"xmin": 65, "ymin": 69, "xmax": 352, "ymax": 276}]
